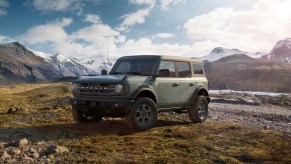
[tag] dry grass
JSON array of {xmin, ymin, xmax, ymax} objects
[{"xmin": 0, "ymin": 83, "xmax": 290, "ymax": 163}]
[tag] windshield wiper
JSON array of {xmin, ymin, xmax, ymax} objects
[
  {"xmin": 127, "ymin": 72, "xmax": 142, "ymax": 75},
  {"xmin": 110, "ymin": 72, "xmax": 123, "ymax": 75}
]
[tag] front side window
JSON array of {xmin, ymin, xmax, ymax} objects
[
  {"xmin": 110, "ymin": 58, "xmax": 158, "ymax": 76},
  {"xmin": 177, "ymin": 62, "xmax": 191, "ymax": 77},
  {"xmin": 193, "ymin": 64, "xmax": 204, "ymax": 74},
  {"xmin": 158, "ymin": 60, "xmax": 176, "ymax": 77}
]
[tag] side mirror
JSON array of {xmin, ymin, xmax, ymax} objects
[
  {"xmin": 158, "ymin": 69, "xmax": 170, "ymax": 77},
  {"xmin": 101, "ymin": 69, "xmax": 107, "ymax": 75}
]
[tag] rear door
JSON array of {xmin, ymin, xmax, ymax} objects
[
  {"xmin": 156, "ymin": 60, "xmax": 180, "ymax": 107},
  {"xmin": 177, "ymin": 62, "xmax": 196, "ymax": 105}
]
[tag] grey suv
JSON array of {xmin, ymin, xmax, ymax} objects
[{"xmin": 70, "ymin": 55, "xmax": 210, "ymax": 130}]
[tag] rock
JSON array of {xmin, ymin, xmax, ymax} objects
[
  {"xmin": 210, "ymin": 116, "xmax": 218, "ymax": 120},
  {"xmin": 46, "ymin": 145, "xmax": 69, "ymax": 155},
  {"xmin": 48, "ymin": 154, "xmax": 55, "ymax": 160},
  {"xmin": 10, "ymin": 148, "xmax": 21, "ymax": 155},
  {"xmin": 0, "ymin": 142, "xmax": 5, "ymax": 148},
  {"xmin": 1, "ymin": 151, "xmax": 11, "ymax": 160},
  {"xmin": 22, "ymin": 156, "xmax": 34, "ymax": 162},
  {"xmin": 264, "ymin": 126, "xmax": 270, "ymax": 130},
  {"xmin": 37, "ymin": 141, "xmax": 45, "ymax": 145},
  {"xmin": 7, "ymin": 107, "xmax": 18, "ymax": 114},
  {"xmin": 32, "ymin": 152, "xmax": 40, "ymax": 159},
  {"xmin": 29, "ymin": 147, "xmax": 37, "ymax": 153},
  {"xmin": 18, "ymin": 138, "xmax": 29, "ymax": 147}
]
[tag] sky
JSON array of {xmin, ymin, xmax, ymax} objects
[{"xmin": 0, "ymin": 0, "xmax": 291, "ymax": 58}]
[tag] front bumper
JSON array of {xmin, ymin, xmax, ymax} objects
[{"xmin": 70, "ymin": 97, "xmax": 134, "ymax": 117}]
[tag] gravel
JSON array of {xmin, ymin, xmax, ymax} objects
[{"xmin": 209, "ymin": 102, "xmax": 291, "ymax": 134}]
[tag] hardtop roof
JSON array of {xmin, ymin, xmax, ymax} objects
[{"xmin": 119, "ymin": 55, "xmax": 202, "ymax": 63}]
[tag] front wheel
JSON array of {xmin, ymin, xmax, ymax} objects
[
  {"xmin": 72, "ymin": 106, "xmax": 102, "ymax": 123},
  {"xmin": 188, "ymin": 95, "xmax": 208, "ymax": 123},
  {"xmin": 125, "ymin": 97, "xmax": 157, "ymax": 131}
]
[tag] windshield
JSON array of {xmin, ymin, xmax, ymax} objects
[{"xmin": 110, "ymin": 58, "xmax": 159, "ymax": 76}]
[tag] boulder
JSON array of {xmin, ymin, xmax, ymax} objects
[
  {"xmin": 46, "ymin": 145, "xmax": 69, "ymax": 155},
  {"xmin": 18, "ymin": 138, "xmax": 29, "ymax": 147},
  {"xmin": 7, "ymin": 107, "xmax": 18, "ymax": 114},
  {"xmin": 1, "ymin": 151, "xmax": 11, "ymax": 160}
]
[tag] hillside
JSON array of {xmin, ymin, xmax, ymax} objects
[
  {"xmin": 0, "ymin": 42, "xmax": 59, "ymax": 84},
  {"xmin": 262, "ymin": 38, "xmax": 291, "ymax": 64},
  {"xmin": 204, "ymin": 54, "xmax": 291, "ymax": 92},
  {"xmin": 0, "ymin": 42, "xmax": 98, "ymax": 85}
]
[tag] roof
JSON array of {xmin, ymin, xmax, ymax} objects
[{"xmin": 120, "ymin": 55, "xmax": 202, "ymax": 63}]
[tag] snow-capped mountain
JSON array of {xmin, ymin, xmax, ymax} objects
[
  {"xmin": 262, "ymin": 38, "xmax": 291, "ymax": 64},
  {"xmin": 71, "ymin": 55, "xmax": 118, "ymax": 73},
  {"xmin": 46, "ymin": 54, "xmax": 97, "ymax": 77},
  {"xmin": 202, "ymin": 47, "xmax": 250, "ymax": 62}
]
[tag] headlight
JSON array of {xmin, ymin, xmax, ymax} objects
[{"xmin": 115, "ymin": 84, "xmax": 124, "ymax": 93}]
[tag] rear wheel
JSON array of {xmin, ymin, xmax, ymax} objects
[
  {"xmin": 125, "ymin": 97, "xmax": 157, "ymax": 131},
  {"xmin": 188, "ymin": 95, "xmax": 208, "ymax": 123},
  {"xmin": 72, "ymin": 106, "xmax": 102, "ymax": 123}
]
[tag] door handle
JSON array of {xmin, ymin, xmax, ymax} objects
[
  {"xmin": 189, "ymin": 82, "xmax": 196, "ymax": 86},
  {"xmin": 173, "ymin": 82, "xmax": 180, "ymax": 86}
]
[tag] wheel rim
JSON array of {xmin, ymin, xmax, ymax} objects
[
  {"xmin": 197, "ymin": 100, "xmax": 207, "ymax": 120},
  {"xmin": 135, "ymin": 104, "xmax": 152, "ymax": 125}
]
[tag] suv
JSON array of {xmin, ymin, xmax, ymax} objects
[{"xmin": 70, "ymin": 55, "xmax": 210, "ymax": 130}]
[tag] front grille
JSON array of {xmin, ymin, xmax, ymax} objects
[{"xmin": 79, "ymin": 83, "xmax": 116, "ymax": 96}]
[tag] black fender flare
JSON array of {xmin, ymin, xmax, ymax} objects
[
  {"xmin": 191, "ymin": 85, "xmax": 210, "ymax": 104},
  {"xmin": 129, "ymin": 85, "xmax": 157, "ymax": 103}
]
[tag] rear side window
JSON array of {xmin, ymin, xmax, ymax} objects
[
  {"xmin": 158, "ymin": 60, "xmax": 176, "ymax": 77},
  {"xmin": 177, "ymin": 62, "xmax": 191, "ymax": 77},
  {"xmin": 193, "ymin": 64, "xmax": 204, "ymax": 74}
]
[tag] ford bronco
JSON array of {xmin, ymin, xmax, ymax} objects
[{"xmin": 70, "ymin": 55, "xmax": 210, "ymax": 130}]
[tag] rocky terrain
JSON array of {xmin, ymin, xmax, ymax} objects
[{"xmin": 0, "ymin": 83, "xmax": 290, "ymax": 163}]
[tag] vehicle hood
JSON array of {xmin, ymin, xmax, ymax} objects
[{"xmin": 74, "ymin": 75, "xmax": 126, "ymax": 83}]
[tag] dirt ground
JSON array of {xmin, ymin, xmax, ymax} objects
[{"xmin": 0, "ymin": 83, "xmax": 290, "ymax": 163}]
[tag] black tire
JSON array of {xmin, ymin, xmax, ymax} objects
[
  {"xmin": 188, "ymin": 95, "xmax": 208, "ymax": 123},
  {"xmin": 125, "ymin": 97, "xmax": 157, "ymax": 131},
  {"xmin": 72, "ymin": 106, "xmax": 102, "ymax": 123}
]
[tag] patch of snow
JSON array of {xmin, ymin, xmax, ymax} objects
[
  {"xmin": 74, "ymin": 55, "xmax": 118, "ymax": 73},
  {"xmin": 202, "ymin": 47, "xmax": 250, "ymax": 62},
  {"xmin": 209, "ymin": 90, "xmax": 289, "ymax": 97},
  {"xmin": 52, "ymin": 53, "xmax": 66, "ymax": 62},
  {"xmin": 31, "ymin": 50, "xmax": 50, "ymax": 60},
  {"xmin": 249, "ymin": 52, "xmax": 266, "ymax": 58},
  {"xmin": 272, "ymin": 38, "xmax": 291, "ymax": 51}
]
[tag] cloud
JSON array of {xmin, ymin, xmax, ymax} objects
[
  {"xmin": 84, "ymin": 14, "xmax": 102, "ymax": 24},
  {"xmin": 160, "ymin": 0, "xmax": 185, "ymax": 10},
  {"xmin": 0, "ymin": 0, "xmax": 9, "ymax": 16},
  {"xmin": 31, "ymin": 0, "xmax": 84, "ymax": 15},
  {"xmin": 117, "ymin": 6, "xmax": 153, "ymax": 31},
  {"xmin": 129, "ymin": 0, "xmax": 155, "ymax": 5},
  {"xmin": 183, "ymin": 0, "xmax": 291, "ymax": 53},
  {"xmin": 17, "ymin": 17, "xmax": 126, "ymax": 57},
  {"xmin": 114, "ymin": 38, "xmax": 195, "ymax": 56},
  {"xmin": 154, "ymin": 33, "xmax": 176, "ymax": 39},
  {"xmin": 71, "ymin": 24, "xmax": 124, "ymax": 43},
  {"xmin": 0, "ymin": 34, "xmax": 14, "ymax": 43},
  {"xmin": 18, "ymin": 18, "xmax": 72, "ymax": 44}
]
